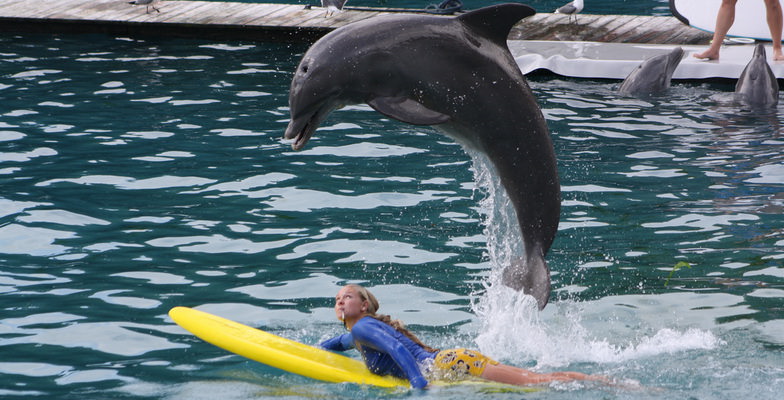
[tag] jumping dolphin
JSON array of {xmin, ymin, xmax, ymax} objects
[
  {"xmin": 735, "ymin": 44, "xmax": 779, "ymax": 107},
  {"xmin": 618, "ymin": 47, "xmax": 684, "ymax": 97},
  {"xmin": 284, "ymin": 4, "xmax": 560, "ymax": 309}
]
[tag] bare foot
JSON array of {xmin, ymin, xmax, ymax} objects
[
  {"xmin": 693, "ymin": 49, "xmax": 720, "ymax": 60},
  {"xmin": 773, "ymin": 48, "xmax": 784, "ymax": 61}
]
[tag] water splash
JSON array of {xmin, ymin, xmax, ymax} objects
[
  {"xmin": 465, "ymin": 150, "xmax": 523, "ymax": 284},
  {"xmin": 475, "ymin": 293, "xmax": 722, "ymax": 369},
  {"xmin": 466, "ymin": 150, "xmax": 722, "ymax": 370}
]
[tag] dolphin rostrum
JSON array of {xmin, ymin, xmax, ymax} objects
[
  {"xmin": 618, "ymin": 47, "xmax": 684, "ymax": 97},
  {"xmin": 284, "ymin": 3, "xmax": 560, "ymax": 309},
  {"xmin": 735, "ymin": 44, "xmax": 779, "ymax": 107}
]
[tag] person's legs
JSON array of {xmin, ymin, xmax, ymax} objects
[
  {"xmin": 480, "ymin": 362, "xmax": 606, "ymax": 386},
  {"xmin": 694, "ymin": 0, "xmax": 739, "ymax": 60},
  {"xmin": 435, "ymin": 348, "xmax": 607, "ymax": 387},
  {"xmin": 764, "ymin": 0, "xmax": 784, "ymax": 60}
]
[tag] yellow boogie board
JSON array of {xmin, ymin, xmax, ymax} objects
[
  {"xmin": 169, "ymin": 306, "xmax": 406, "ymax": 387},
  {"xmin": 169, "ymin": 307, "xmax": 539, "ymax": 392}
]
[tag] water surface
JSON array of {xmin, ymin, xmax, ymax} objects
[{"xmin": 1, "ymin": 11, "xmax": 783, "ymax": 400}]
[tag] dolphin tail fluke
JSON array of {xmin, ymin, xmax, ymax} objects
[{"xmin": 501, "ymin": 254, "xmax": 551, "ymax": 310}]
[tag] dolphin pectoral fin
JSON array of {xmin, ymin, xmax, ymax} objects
[
  {"xmin": 367, "ymin": 97, "xmax": 451, "ymax": 126},
  {"xmin": 502, "ymin": 255, "xmax": 551, "ymax": 310}
]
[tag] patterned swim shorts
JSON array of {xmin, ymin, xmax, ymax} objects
[{"xmin": 433, "ymin": 349, "xmax": 499, "ymax": 378}]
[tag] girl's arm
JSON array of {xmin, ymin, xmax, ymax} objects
[
  {"xmin": 351, "ymin": 322, "xmax": 428, "ymax": 389},
  {"xmin": 319, "ymin": 333, "xmax": 354, "ymax": 351}
]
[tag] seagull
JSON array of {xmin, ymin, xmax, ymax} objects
[
  {"xmin": 322, "ymin": 0, "xmax": 347, "ymax": 17},
  {"xmin": 554, "ymin": 0, "xmax": 583, "ymax": 23},
  {"xmin": 129, "ymin": 0, "xmax": 160, "ymax": 14}
]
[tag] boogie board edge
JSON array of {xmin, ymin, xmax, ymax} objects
[{"xmin": 168, "ymin": 306, "xmax": 407, "ymax": 387}]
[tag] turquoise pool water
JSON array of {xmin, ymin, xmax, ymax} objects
[{"xmin": 1, "ymin": 6, "xmax": 783, "ymax": 400}]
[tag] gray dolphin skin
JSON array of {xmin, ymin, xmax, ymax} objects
[
  {"xmin": 735, "ymin": 44, "xmax": 779, "ymax": 107},
  {"xmin": 284, "ymin": 3, "xmax": 560, "ymax": 309},
  {"xmin": 618, "ymin": 47, "xmax": 684, "ymax": 97}
]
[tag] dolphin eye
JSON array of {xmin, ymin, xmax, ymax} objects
[{"xmin": 301, "ymin": 64, "xmax": 309, "ymax": 73}]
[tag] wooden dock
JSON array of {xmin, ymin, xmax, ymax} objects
[{"xmin": 0, "ymin": 0, "xmax": 712, "ymax": 44}]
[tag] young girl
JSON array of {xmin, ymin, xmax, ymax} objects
[{"xmin": 320, "ymin": 284, "xmax": 605, "ymax": 389}]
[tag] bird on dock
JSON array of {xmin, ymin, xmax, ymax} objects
[
  {"xmin": 322, "ymin": 0, "xmax": 347, "ymax": 17},
  {"xmin": 129, "ymin": 0, "xmax": 160, "ymax": 14},
  {"xmin": 554, "ymin": 0, "xmax": 583, "ymax": 23}
]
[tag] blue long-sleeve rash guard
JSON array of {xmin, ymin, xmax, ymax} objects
[{"xmin": 319, "ymin": 316, "xmax": 436, "ymax": 389}]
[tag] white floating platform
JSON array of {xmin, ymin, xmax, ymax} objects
[{"xmin": 511, "ymin": 40, "xmax": 784, "ymax": 80}]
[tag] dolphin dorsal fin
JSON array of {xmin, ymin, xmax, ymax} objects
[{"xmin": 457, "ymin": 3, "xmax": 536, "ymax": 46}]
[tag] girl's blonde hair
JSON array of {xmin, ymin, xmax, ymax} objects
[{"xmin": 345, "ymin": 284, "xmax": 439, "ymax": 353}]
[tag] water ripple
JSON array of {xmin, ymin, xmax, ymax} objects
[{"xmin": 1, "ymin": 30, "xmax": 783, "ymax": 399}]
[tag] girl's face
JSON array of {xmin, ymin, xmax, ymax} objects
[{"xmin": 334, "ymin": 286, "xmax": 368, "ymax": 322}]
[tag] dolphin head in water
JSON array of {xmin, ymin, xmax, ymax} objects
[
  {"xmin": 618, "ymin": 47, "xmax": 684, "ymax": 97},
  {"xmin": 735, "ymin": 44, "xmax": 779, "ymax": 107}
]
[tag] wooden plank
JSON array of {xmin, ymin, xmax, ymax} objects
[
  {"xmin": 627, "ymin": 17, "xmax": 686, "ymax": 44},
  {"xmin": 515, "ymin": 14, "xmax": 574, "ymax": 40},
  {"xmin": 587, "ymin": 14, "xmax": 623, "ymax": 32},
  {"xmin": 655, "ymin": 17, "xmax": 712, "ymax": 44},
  {"xmin": 114, "ymin": 0, "xmax": 165, "ymax": 16},
  {"xmin": 230, "ymin": 4, "xmax": 291, "ymax": 25},
  {"xmin": 615, "ymin": 16, "xmax": 664, "ymax": 43},
  {"xmin": 590, "ymin": 14, "xmax": 639, "ymax": 42},
  {"xmin": 46, "ymin": 0, "xmax": 110, "ymax": 19},
  {"xmin": 123, "ymin": 1, "xmax": 203, "ymax": 23},
  {"xmin": 267, "ymin": 7, "xmax": 320, "ymax": 27},
  {"xmin": 84, "ymin": 0, "xmax": 124, "ymax": 13},
  {"xmin": 666, "ymin": 27, "xmax": 713, "ymax": 45},
  {"xmin": 83, "ymin": 0, "xmax": 146, "ymax": 22},
  {"xmin": 621, "ymin": 18, "xmax": 677, "ymax": 43},
  {"xmin": 322, "ymin": 10, "xmax": 382, "ymax": 28},
  {"xmin": 280, "ymin": 7, "xmax": 336, "ymax": 27},
  {"xmin": 243, "ymin": 5, "xmax": 307, "ymax": 26},
  {"xmin": 292, "ymin": 7, "xmax": 370, "ymax": 28},
  {"xmin": 13, "ymin": 1, "xmax": 83, "ymax": 19},
  {"xmin": 0, "ymin": 1, "xmax": 712, "ymax": 45},
  {"xmin": 205, "ymin": 3, "xmax": 263, "ymax": 25},
  {"xmin": 298, "ymin": 8, "xmax": 379, "ymax": 28},
  {"xmin": 106, "ymin": 1, "xmax": 166, "ymax": 22},
  {"xmin": 134, "ymin": 1, "xmax": 217, "ymax": 23},
  {"xmin": 0, "ymin": 0, "xmax": 28, "ymax": 14},
  {"xmin": 508, "ymin": 14, "xmax": 550, "ymax": 40},
  {"xmin": 569, "ymin": 15, "xmax": 606, "ymax": 41},
  {"xmin": 0, "ymin": 0, "xmax": 54, "ymax": 17},
  {"xmin": 240, "ymin": 4, "xmax": 299, "ymax": 26},
  {"xmin": 178, "ymin": 2, "xmax": 255, "ymax": 25},
  {"xmin": 293, "ymin": 8, "xmax": 337, "ymax": 28},
  {"xmin": 601, "ymin": 16, "xmax": 651, "ymax": 42}
]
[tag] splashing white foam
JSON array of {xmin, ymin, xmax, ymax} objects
[
  {"xmin": 466, "ymin": 150, "xmax": 721, "ymax": 369},
  {"xmin": 469, "ymin": 152, "xmax": 523, "ymax": 266},
  {"xmin": 475, "ymin": 292, "xmax": 722, "ymax": 368}
]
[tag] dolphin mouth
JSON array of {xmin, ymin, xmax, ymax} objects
[
  {"xmin": 291, "ymin": 120, "xmax": 314, "ymax": 151},
  {"xmin": 285, "ymin": 113, "xmax": 318, "ymax": 151},
  {"xmin": 285, "ymin": 100, "xmax": 336, "ymax": 151}
]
